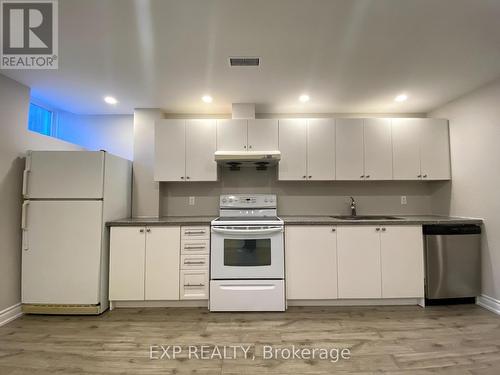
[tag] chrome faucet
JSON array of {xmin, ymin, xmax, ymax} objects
[{"xmin": 349, "ymin": 196, "xmax": 357, "ymax": 216}]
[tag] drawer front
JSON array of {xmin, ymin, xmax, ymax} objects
[
  {"xmin": 181, "ymin": 239, "xmax": 210, "ymax": 254},
  {"xmin": 181, "ymin": 226, "xmax": 210, "ymax": 240},
  {"xmin": 181, "ymin": 254, "xmax": 209, "ymax": 270},
  {"xmin": 209, "ymin": 280, "xmax": 285, "ymax": 311},
  {"xmin": 180, "ymin": 270, "xmax": 209, "ymax": 300}
]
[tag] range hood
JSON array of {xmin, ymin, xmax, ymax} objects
[{"xmin": 214, "ymin": 150, "xmax": 281, "ymax": 170}]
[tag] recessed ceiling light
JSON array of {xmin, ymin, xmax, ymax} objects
[
  {"xmin": 202, "ymin": 95, "xmax": 213, "ymax": 103},
  {"xmin": 104, "ymin": 96, "xmax": 118, "ymax": 105},
  {"xmin": 394, "ymin": 94, "xmax": 408, "ymax": 102},
  {"xmin": 299, "ymin": 94, "xmax": 310, "ymax": 102}
]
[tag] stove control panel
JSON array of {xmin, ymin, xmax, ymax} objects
[{"xmin": 220, "ymin": 194, "xmax": 277, "ymax": 209}]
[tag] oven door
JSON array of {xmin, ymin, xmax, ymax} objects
[{"xmin": 211, "ymin": 226, "xmax": 284, "ymax": 279}]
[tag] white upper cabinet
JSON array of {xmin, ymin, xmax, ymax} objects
[
  {"xmin": 248, "ymin": 119, "xmax": 279, "ymax": 150},
  {"xmin": 155, "ymin": 119, "xmax": 217, "ymax": 181},
  {"xmin": 336, "ymin": 119, "xmax": 364, "ymax": 180},
  {"xmin": 307, "ymin": 119, "xmax": 335, "ymax": 180},
  {"xmin": 392, "ymin": 118, "xmax": 451, "ymax": 180},
  {"xmin": 392, "ymin": 118, "xmax": 422, "ymax": 180},
  {"xmin": 154, "ymin": 119, "xmax": 185, "ymax": 181},
  {"xmin": 278, "ymin": 119, "xmax": 308, "ymax": 180},
  {"xmin": 216, "ymin": 119, "xmax": 247, "ymax": 151},
  {"xmin": 420, "ymin": 119, "xmax": 451, "ymax": 180},
  {"xmin": 364, "ymin": 119, "xmax": 393, "ymax": 180},
  {"xmin": 217, "ymin": 119, "xmax": 279, "ymax": 151},
  {"xmin": 185, "ymin": 119, "xmax": 217, "ymax": 181}
]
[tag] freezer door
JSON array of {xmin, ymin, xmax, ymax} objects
[
  {"xmin": 24, "ymin": 151, "xmax": 105, "ymax": 199},
  {"xmin": 22, "ymin": 200, "xmax": 104, "ymax": 304}
]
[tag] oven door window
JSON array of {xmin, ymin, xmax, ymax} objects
[{"xmin": 224, "ymin": 238, "xmax": 271, "ymax": 266}]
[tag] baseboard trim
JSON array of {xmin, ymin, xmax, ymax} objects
[
  {"xmin": 477, "ymin": 294, "xmax": 500, "ymax": 315},
  {"xmin": 287, "ymin": 298, "xmax": 421, "ymax": 307},
  {"xmin": 112, "ymin": 300, "xmax": 209, "ymax": 308},
  {"xmin": 0, "ymin": 303, "xmax": 23, "ymax": 327}
]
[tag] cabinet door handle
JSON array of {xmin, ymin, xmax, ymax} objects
[
  {"xmin": 146, "ymin": 228, "xmax": 151, "ymax": 233},
  {"xmin": 185, "ymin": 230, "xmax": 206, "ymax": 234},
  {"xmin": 185, "ymin": 283, "xmax": 205, "ymax": 287},
  {"xmin": 365, "ymin": 175, "xmax": 370, "ymax": 179},
  {"xmin": 360, "ymin": 175, "xmax": 365, "ymax": 179},
  {"xmin": 417, "ymin": 174, "xmax": 422, "ymax": 178},
  {"xmin": 249, "ymin": 145, "xmax": 252, "ymax": 149},
  {"xmin": 139, "ymin": 229, "xmax": 145, "ymax": 233},
  {"xmin": 302, "ymin": 175, "xmax": 306, "ymax": 179},
  {"xmin": 180, "ymin": 176, "xmax": 185, "ymax": 180},
  {"xmin": 186, "ymin": 176, "xmax": 190, "ymax": 180},
  {"xmin": 308, "ymin": 175, "xmax": 312, "ymax": 179},
  {"xmin": 331, "ymin": 228, "xmax": 336, "ymax": 232},
  {"xmin": 381, "ymin": 227, "xmax": 386, "ymax": 232},
  {"xmin": 243, "ymin": 145, "xmax": 247, "ymax": 149},
  {"xmin": 423, "ymin": 174, "xmax": 428, "ymax": 178},
  {"xmin": 376, "ymin": 227, "xmax": 380, "ymax": 231}
]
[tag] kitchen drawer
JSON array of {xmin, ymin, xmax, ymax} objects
[
  {"xmin": 209, "ymin": 280, "xmax": 285, "ymax": 311},
  {"xmin": 180, "ymin": 254, "xmax": 209, "ymax": 270},
  {"xmin": 181, "ymin": 226, "xmax": 210, "ymax": 239},
  {"xmin": 181, "ymin": 239, "xmax": 210, "ymax": 254},
  {"xmin": 180, "ymin": 270, "xmax": 208, "ymax": 300}
]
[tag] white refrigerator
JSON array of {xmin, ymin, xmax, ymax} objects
[{"xmin": 21, "ymin": 151, "xmax": 132, "ymax": 314}]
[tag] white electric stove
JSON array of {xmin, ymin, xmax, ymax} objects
[{"xmin": 209, "ymin": 194, "xmax": 285, "ymax": 311}]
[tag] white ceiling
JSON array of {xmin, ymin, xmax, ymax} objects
[{"xmin": 3, "ymin": 0, "xmax": 500, "ymax": 115}]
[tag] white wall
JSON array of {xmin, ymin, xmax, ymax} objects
[
  {"xmin": 0, "ymin": 74, "xmax": 83, "ymax": 312},
  {"xmin": 133, "ymin": 109, "xmax": 163, "ymax": 217},
  {"xmin": 57, "ymin": 112, "xmax": 133, "ymax": 160},
  {"xmin": 430, "ymin": 76, "xmax": 500, "ymax": 301}
]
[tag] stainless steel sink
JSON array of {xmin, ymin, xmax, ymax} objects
[{"xmin": 330, "ymin": 215, "xmax": 404, "ymax": 221}]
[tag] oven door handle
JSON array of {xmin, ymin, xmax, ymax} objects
[{"xmin": 211, "ymin": 227, "xmax": 283, "ymax": 235}]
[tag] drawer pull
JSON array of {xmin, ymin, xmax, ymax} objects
[
  {"xmin": 184, "ymin": 245, "xmax": 206, "ymax": 249},
  {"xmin": 184, "ymin": 261, "xmax": 205, "ymax": 265},
  {"xmin": 185, "ymin": 283, "xmax": 205, "ymax": 287},
  {"xmin": 185, "ymin": 230, "xmax": 206, "ymax": 235}
]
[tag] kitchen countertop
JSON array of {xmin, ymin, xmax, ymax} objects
[
  {"xmin": 106, "ymin": 216, "xmax": 216, "ymax": 226},
  {"xmin": 280, "ymin": 215, "xmax": 483, "ymax": 225},
  {"xmin": 107, "ymin": 215, "xmax": 482, "ymax": 227}
]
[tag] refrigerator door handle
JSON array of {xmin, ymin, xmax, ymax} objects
[
  {"xmin": 21, "ymin": 201, "xmax": 29, "ymax": 251},
  {"xmin": 22, "ymin": 151, "xmax": 32, "ymax": 197},
  {"xmin": 21, "ymin": 201, "xmax": 29, "ymax": 229},
  {"xmin": 22, "ymin": 229, "xmax": 29, "ymax": 251},
  {"xmin": 22, "ymin": 169, "xmax": 30, "ymax": 197}
]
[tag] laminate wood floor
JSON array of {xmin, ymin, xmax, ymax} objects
[{"xmin": 0, "ymin": 305, "xmax": 499, "ymax": 374}]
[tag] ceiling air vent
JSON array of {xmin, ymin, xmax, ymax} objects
[{"xmin": 229, "ymin": 57, "xmax": 260, "ymax": 67}]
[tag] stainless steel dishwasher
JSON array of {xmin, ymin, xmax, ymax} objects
[{"xmin": 423, "ymin": 224, "xmax": 481, "ymax": 299}]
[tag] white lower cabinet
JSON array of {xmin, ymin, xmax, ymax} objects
[
  {"xmin": 109, "ymin": 227, "xmax": 147, "ymax": 301},
  {"xmin": 180, "ymin": 226, "xmax": 209, "ymax": 300},
  {"xmin": 337, "ymin": 226, "xmax": 382, "ymax": 298},
  {"xmin": 337, "ymin": 225, "xmax": 424, "ymax": 299},
  {"xmin": 109, "ymin": 226, "xmax": 180, "ymax": 301},
  {"xmin": 285, "ymin": 225, "xmax": 425, "ymax": 301},
  {"xmin": 285, "ymin": 226, "xmax": 338, "ymax": 299},
  {"xmin": 180, "ymin": 270, "xmax": 209, "ymax": 299},
  {"xmin": 145, "ymin": 227, "xmax": 181, "ymax": 300},
  {"xmin": 380, "ymin": 226, "xmax": 424, "ymax": 298}
]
